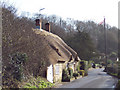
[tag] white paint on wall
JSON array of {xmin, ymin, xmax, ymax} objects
[
  {"xmin": 55, "ymin": 65, "xmax": 59, "ymax": 75},
  {"xmin": 47, "ymin": 64, "xmax": 53, "ymax": 83}
]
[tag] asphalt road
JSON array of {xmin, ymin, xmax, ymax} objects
[{"xmin": 58, "ymin": 68, "xmax": 118, "ymax": 88}]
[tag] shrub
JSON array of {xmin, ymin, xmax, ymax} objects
[
  {"xmin": 9, "ymin": 52, "xmax": 28, "ymax": 81},
  {"xmin": 84, "ymin": 70, "xmax": 88, "ymax": 76},
  {"xmin": 73, "ymin": 72, "xmax": 79, "ymax": 79},
  {"xmin": 77, "ymin": 64, "xmax": 80, "ymax": 71},
  {"xmin": 80, "ymin": 61, "xmax": 85, "ymax": 70},
  {"xmin": 23, "ymin": 76, "xmax": 54, "ymax": 88},
  {"xmin": 68, "ymin": 68, "xmax": 73, "ymax": 79},
  {"xmin": 78, "ymin": 70, "xmax": 85, "ymax": 77},
  {"xmin": 77, "ymin": 60, "xmax": 88, "ymax": 76},
  {"xmin": 2, "ymin": 52, "xmax": 28, "ymax": 88},
  {"xmin": 79, "ymin": 60, "xmax": 88, "ymax": 70},
  {"xmin": 107, "ymin": 59, "xmax": 113, "ymax": 65},
  {"xmin": 62, "ymin": 69, "xmax": 70, "ymax": 82},
  {"xmin": 106, "ymin": 65, "xmax": 117, "ymax": 74},
  {"xmin": 98, "ymin": 65, "xmax": 102, "ymax": 68},
  {"xmin": 116, "ymin": 80, "xmax": 120, "ymax": 89},
  {"xmin": 88, "ymin": 60, "xmax": 94, "ymax": 68}
]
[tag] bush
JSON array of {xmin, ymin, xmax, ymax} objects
[
  {"xmin": 107, "ymin": 59, "xmax": 113, "ymax": 65},
  {"xmin": 9, "ymin": 52, "xmax": 28, "ymax": 81},
  {"xmin": 98, "ymin": 65, "xmax": 102, "ymax": 68},
  {"xmin": 78, "ymin": 70, "xmax": 85, "ymax": 77},
  {"xmin": 118, "ymin": 70, "xmax": 120, "ymax": 79},
  {"xmin": 106, "ymin": 65, "xmax": 117, "ymax": 74},
  {"xmin": 68, "ymin": 68, "xmax": 73, "ymax": 79},
  {"xmin": 77, "ymin": 61, "xmax": 84, "ymax": 71},
  {"xmin": 116, "ymin": 80, "xmax": 120, "ymax": 89},
  {"xmin": 73, "ymin": 72, "xmax": 79, "ymax": 79},
  {"xmin": 84, "ymin": 70, "xmax": 88, "ymax": 76},
  {"xmin": 88, "ymin": 60, "xmax": 94, "ymax": 68},
  {"xmin": 62, "ymin": 69, "xmax": 70, "ymax": 82},
  {"xmin": 80, "ymin": 61, "xmax": 85, "ymax": 70},
  {"xmin": 2, "ymin": 52, "xmax": 28, "ymax": 88},
  {"xmin": 77, "ymin": 60, "xmax": 88, "ymax": 76},
  {"xmin": 23, "ymin": 76, "xmax": 54, "ymax": 88}
]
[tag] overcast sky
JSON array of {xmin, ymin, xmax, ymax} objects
[{"xmin": 2, "ymin": 0, "xmax": 120, "ymax": 27}]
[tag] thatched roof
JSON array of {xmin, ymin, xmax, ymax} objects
[{"xmin": 33, "ymin": 29, "xmax": 80, "ymax": 65}]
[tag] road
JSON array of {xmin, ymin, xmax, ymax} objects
[{"xmin": 58, "ymin": 68, "xmax": 118, "ymax": 88}]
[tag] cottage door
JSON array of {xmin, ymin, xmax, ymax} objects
[{"xmin": 47, "ymin": 64, "xmax": 53, "ymax": 83}]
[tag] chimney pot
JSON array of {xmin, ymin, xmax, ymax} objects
[
  {"xmin": 45, "ymin": 23, "xmax": 50, "ymax": 32},
  {"xmin": 35, "ymin": 19, "xmax": 42, "ymax": 30}
]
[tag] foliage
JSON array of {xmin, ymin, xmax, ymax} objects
[
  {"xmin": 88, "ymin": 60, "xmax": 94, "ymax": 68},
  {"xmin": 68, "ymin": 68, "xmax": 73, "ymax": 78},
  {"xmin": 118, "ymin": 62, "xmax": 120, "ymax": 78},
  {"xmin": 78, "ymin": 70, "xmax": 85, "ymax": 77},
  {"xmin": 22, "ymin": 76, "xmax": 54, "ymax": 88},
  {"xmin": 2, "ymin": 74, "xmax": 20, "ymax": 88},
  {"xmin": 73, "ymin": 72, "xmax": 79, "ymax": 79},
  {"xmin": 62, "ymin": 69, "xmax": 70, "ymax": 82},
  {"xmin": 106, "ymin": 61, "xmax": 120, "ymax": 79},
  {"xmin": 77, "ymin": 60, "xmax": 88, "ymax": 76},
  {"xmin": 79, "ymin": 60, "xmax": 85, "ymax": 70},
  {"xmin": 98, "ymin": 64, "xmax": 102, "ymax": 68},
  {"xmin": 109, "ymin": 52, "xmax": 117, "ymax": 58},
  {"xmin": 107, "ymin": 59, "xmax": 113, "ymax": 65},
  {"xmin": 116, "ymin": 80, "xmax": 120, "ymax": 89},
  {"xmin": 2, "ymin": 2, "xmax": 49, "ymax": 82},
  {"xmin": 10, "ymin": 52, "xmax": 28, "ymax": 65},
  {"xmin": 2, "ymin": 52, "xmax": 28, "ymax": 88},
  {"xmin": 65, "ymin": 31, "xmax": 96, "ymax": 61},
  {"xmin": 10, "ymin": 52, "xmax": 28, "ymax": 81},
  {"xmin": 107, "ymin": 66, "xmax": 116, "ymax": 74}
]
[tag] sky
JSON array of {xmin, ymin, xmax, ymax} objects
[{"xmin": 2, "ymin": 0, "xmax": 120, "ymax": 27}]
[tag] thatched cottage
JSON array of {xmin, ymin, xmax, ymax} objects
[{"xmin": 33, "ymin": 25, "xmax": 80, "ymax": 83}]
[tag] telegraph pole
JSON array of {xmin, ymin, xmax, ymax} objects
[{"xmin": 104, "ymin": 17, "xmax": 107, "ymax": 71}]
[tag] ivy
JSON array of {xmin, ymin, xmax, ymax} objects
[{"xmin": 9, "ymin": 52, "xmax": 28, "ymax": 81}]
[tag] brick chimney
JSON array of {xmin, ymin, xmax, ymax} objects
[
  {"xmin": 35, "ymin": 19, "xmax": 42, "ymax": 30},
  {"xmin": 45, "ymin": 23, "xmax": 50, "ymax": 32}
]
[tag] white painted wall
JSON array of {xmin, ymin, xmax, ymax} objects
[
  {"xmin": 47, "ymin": 64, "xmax": 53, "ymax": 83},
  {"xmin": 54, "ymin": 63, "xmax": 63, "ymax": 82}
]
